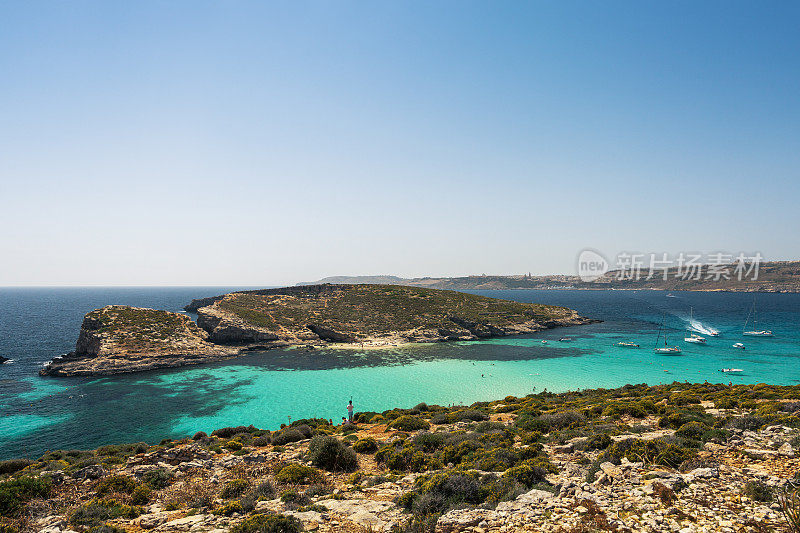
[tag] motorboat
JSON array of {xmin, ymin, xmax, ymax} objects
[
  {"xmin": 720, "ymin": 368, "xmax": 743, "ymax": 373},
  {"xmin": 732, "ymin": 342, "xmax": 745, "ymax": 349},
  {"xmin": 617, "ymin": 341, "xmax": 640, "ymax": 348},
  {"xmin": 684, "ymin": 333, "xmax": 707, "ymax": 344}
]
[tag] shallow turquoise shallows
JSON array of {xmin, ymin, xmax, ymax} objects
[{"xmin": 0, "ymin": 287, "xmax": 798, "ymax": 459}]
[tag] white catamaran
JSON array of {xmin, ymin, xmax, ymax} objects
[{"xmin": 743, "ymin": 297, "xmax": 773, "ymax": 337}]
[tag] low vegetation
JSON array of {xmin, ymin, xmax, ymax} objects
[{"xmin": 3, "ymin": 382, "xmax": 800, "ymax": 532}]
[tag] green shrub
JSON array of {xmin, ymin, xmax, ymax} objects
[
  {"xmin": 229, "ymin": 513, "xmax": 302, "ymax": 533},
  {"xmin": 271, "ymin": 429, "xmax": 307, "ymax": 446},
  {"xmin": 96, "ymin": 475, "xmax": 136, "ymax": 495},
  {"xmin": 602, "ymin": 438, "xmax": 696, "ymax": 468},
  {"xmin": 279, "ymin": 489, "xmax": 309, "ymax": 505},
  {"xmin": 211, "ymin": 425, "xmax": 258, "ymax": 438},
  {"xmin": 213, "ymin": 500, "xmax": 243, "ymax": 516},
  {"xmin": 502, "ymin": 464, "xmax": 548, "ymax": 487},
  {"xmin": 307, "ymin": 436, "xmax": 357, "ymax": 472},
  {"xmin": 744, "ymin": 481, "xmax": 773, "ymax": 502},
  {"xmin": 70, "ymin": 499, "xmax": 143, "ymax": 528},
  {"xmin": 516, "ymin": 410, "xmax": 584, "ymax": 432},
  {"xmin": 221, "ymin": 479, "xmax": 250, "ymax": 499},
  {"xmin": 224, "ymin": 440, "xmax": 244, "ymax": 451},
  {"xmin": 253, "ymin": 436, "xmax": 271, "ymax": 447},
  {"xmin": 540, "ymin": 410, "xmax": 586, "ymax": 429},
  {"xmin": 142, "ymin": 467, "xmax": 173, "ymax": 489},
  {"xmin": 130, "ymin": 484, "xmax": 151, "ymax": 505},
  {"xmin": 727, "ymin": 415, "xmax": 765, "ymax": 431},
  {"xmin": 352, "ymin": 437, "xmax": 378, "ymax": 454},
  {"xmin": 475, "ymin": 421, "xmax": 507, "ymax": 433},
  {"xmin": 585, "ymin": 432, "xmax": 613, "ymax": 450},
  {"xmin": 413, "ymin": 432, "xmax": 447, "ymax": 452},
  {"xmin": 95, "ymin": 443, "xmax": 148, "ymax": 458},
  {"xmin": 669, "ymin": 393, "xmax": 701, "ymax": 406},
  {"xmin": 658, "ymin": 412, "xmax": 687, "ymax": 429},
  {"xmin": 431, "ymin": 409, "xmax": 489, "ymax": 425},
  {"xmin": 389, "ymin": 416, "xmax": 430, "ymax": 432},
  {"xmin": 0, "ymin": 460, "xmax": 32, "ymax": 476},
  {"xmin": 0, "ymin": 476, "xmax": 52, "ymax": 517},
  {"xmin": 239, "ymin": 481, "xmax": 275, "ymax": 512},
  {"xmin": 399, "ymin": 470, "xmax": 525, "ymax": 530},
  {"xmin": 675, "ymin": 422, "xmax": 709, "ymax": 440},
  {"xmin": 274, "ymin": 464, "xmax": 323, "ymax": 484}
]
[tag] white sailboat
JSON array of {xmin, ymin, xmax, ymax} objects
[
  {"xmin": 655, "ymin": 315, "xmax": 682, "ymax": 355},
  {"xmin": 743, "ymin": 297, "xmax": 773, "ymax": 337}
]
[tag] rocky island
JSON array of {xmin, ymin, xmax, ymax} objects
[
  {"xmin": 40, "ymin": 284, "xmax": 594, "ymax": 377},
  {"xmin": 3, "ymin": 382, "xmax": 800, "ymax": 533}
]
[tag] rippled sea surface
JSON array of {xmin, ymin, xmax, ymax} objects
[{"xmin": 1, "ymin": 287, "xmax": 798, "ymax": 459}]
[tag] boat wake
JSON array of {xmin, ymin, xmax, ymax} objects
[{"xmin": 686, "ymin": 318, "xmax": 720, "ymax": 336}]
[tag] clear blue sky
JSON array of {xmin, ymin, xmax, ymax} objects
[{"xmin": 1, "ymin": 2, "xmax": 798, "ymax": 285}]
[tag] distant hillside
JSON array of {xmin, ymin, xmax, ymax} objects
[
  {"xmin": 298, "ymin": 275, "xmax": 407, "ymax": 285},
  {"xmin": 297, "ymin": 261, "xmax": 800, "ymax": 292}
]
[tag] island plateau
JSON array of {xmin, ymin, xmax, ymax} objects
[{"xmin": 40, "ymin": 284, "xmax": 593, "ymax": 377}]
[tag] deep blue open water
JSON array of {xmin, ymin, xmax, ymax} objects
[{"xmin": 1, "ymin": 287, "xmax": 798, "ymax": 459}]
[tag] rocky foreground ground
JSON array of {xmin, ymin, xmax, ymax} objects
[{"xmin": 3, "ymin": 383, "xmax": 800, "ymax": 533}]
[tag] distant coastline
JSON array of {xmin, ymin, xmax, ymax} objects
[{"xmin": 297, "ymin": 261, "xmax": 800, "ymax": 293}]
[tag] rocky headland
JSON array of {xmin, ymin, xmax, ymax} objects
[
  {"xmin": 41, "ymin": 285, "xmax": 594, "ymax": 377},
  {"xmin": 3, "ymin": 382, "xmax": 800, "ymax": 533},
  {"xmin": 39, "ymin": 306, "xmax": 238, "ymax": 376}
]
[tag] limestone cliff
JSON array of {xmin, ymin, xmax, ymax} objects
[{"xmin": 39, "ymin": 306, "xmax": 238, "ymax": 376}]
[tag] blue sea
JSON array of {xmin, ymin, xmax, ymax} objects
[{"xmin": 1, "ymin": 287, "xmax": 799, "ymax": 460}]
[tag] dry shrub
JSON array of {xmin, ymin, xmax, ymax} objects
[
  {"xmin": 575, "ymin": 499, "xmax": 615, "ymax": 531},
  {"xmin": 651, "ymin": 481, "xmax": 676, "ymax": 506},
  {"xmin": 163, "ymin": 481, "xmax": 215, "ymax": 510}
]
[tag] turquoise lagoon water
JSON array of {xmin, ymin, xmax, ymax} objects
[{"xmin": 0, "ymin": 288, "xmax": 798, "ymax": 459}]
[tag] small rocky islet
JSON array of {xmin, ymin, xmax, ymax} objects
[
  {"xmin": 39, "ymin": 284, "xmax": 594, "ymax": 377},
  {"xmin": 3, "ymin": 382, "xmax": 800, "ymax": 533}
]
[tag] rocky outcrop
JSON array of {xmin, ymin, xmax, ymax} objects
[
  {"xmin": 306, "ymin": 324, "xmax": 357, "ymax": 343},
  {"xmin": 39, "ymin": 306, "xmax": 238, "ymax": 377}
]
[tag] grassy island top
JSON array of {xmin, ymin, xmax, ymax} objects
[
  {"xmin": 214, "ymin": 284, "xmax": 579, "ymax": 334},
  {"xmin": 83, "ymin": 305, "xmax": 207, "ymax": 349}
]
